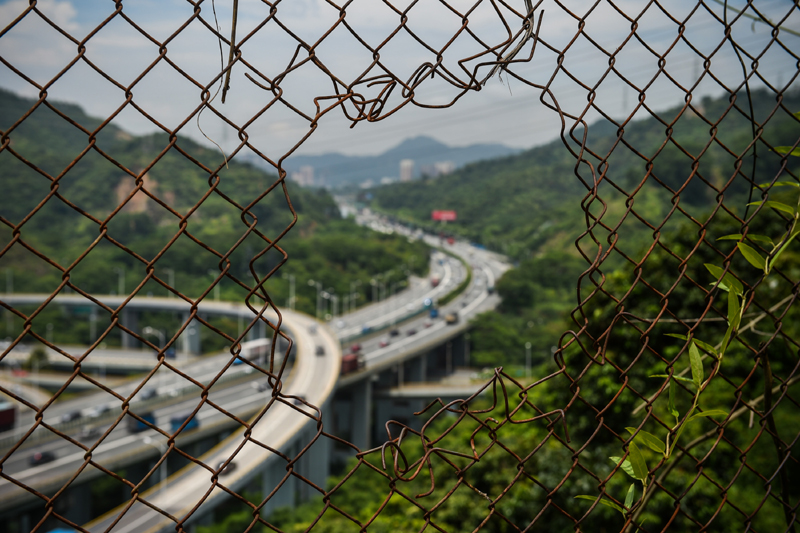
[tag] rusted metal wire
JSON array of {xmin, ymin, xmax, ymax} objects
[{"xmin": 1, "ymin": 1, "xmax": 799, "ymax": 532}]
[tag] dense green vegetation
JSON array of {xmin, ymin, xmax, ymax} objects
[
  {"xmin": 0, "ymin": 89, "xmax": 429, "ymax": 349},
  {"xmin": 191, "ymin": 88, "xmax": 800, "ymax": 532}
]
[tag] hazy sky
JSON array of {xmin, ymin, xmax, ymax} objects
[{"xmin": 1, "ymin": 0, "xmax": 798, "ymax": 161}]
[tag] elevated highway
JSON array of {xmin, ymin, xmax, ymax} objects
[{"xmin": 0, "ymin": 222, "xmax": 510, "ymax": 532}]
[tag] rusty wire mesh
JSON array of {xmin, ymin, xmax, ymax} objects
[{"xmin": 0, "ymin": 0, "xmax": 799, "ymax": 532}]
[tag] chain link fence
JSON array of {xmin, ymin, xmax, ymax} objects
[{"xmin": 1, "ymin": 0, "xmax": 799, "ymax": 532}]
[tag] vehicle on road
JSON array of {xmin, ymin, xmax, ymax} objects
[
  {"xmin": 361, "ymin": 325, "xmax": 372, "ymax": 334},
  {"xmin": 0, "ymin": 400, "xmax": 15, "ymax": 432},
  {"xmin": 350, "ymin": 343, "xmax": 362, "ymax": 354},
  {"xmin": 78, "ymin": 425, "xmax": 99, "ymax": 440},
  {"xmin": 315, "ymin": 345, "xmax": 325, "ymax": 356},
  {"xmin": 378, "ymin": 339, "xmax": 390, "ymax": 348},
  {"xmin": 257, "ymin": 381, "xmax": 270, "ymax": 392},
  {"xmin": 341, "ymin": 353, "xmax": 364, "ymax": 374},
  {"xmin": 140, "ymin": 388, "xmax": 157, "ymax": 401},
  {"xmin": 170, "ymin": 411, "xmax": 199, "ymax": 433},
  {"xmin": 59, "ymin": 411, "xmax": 81, "ymax": 424},
  {"xmin": 127, "ymin": 412, "xmax": 156, "ymax": 433},
  {"xmin": 445, "ymin": 313, "xmax": 459, "ymax": 325},
  {"xmin": 407, "ymin": 329, "xmax": 417, "ymax": 336},
  {"xmin": 217, "ymin": 460, "xmax": 237, "ymax": 476},
  {"xmin": 389, "ymin": 329, "xmax": 400, "ymax": 337},
  {"xmin": 430, "ymin": 277, "xmax": 440, "ymax": 287},
  {"xmin": 29, "ymin": 450, "xmax": 56, "ymax": 466}
]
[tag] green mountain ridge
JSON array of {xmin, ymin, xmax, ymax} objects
[
  {"xmin": 371, "ymin": 89, "xmax": 800, "ymax": 261},
  {"xmin": 0, "ymin": 88, "xmax": 429, "ymax": 349}
]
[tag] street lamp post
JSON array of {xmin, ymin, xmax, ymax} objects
[
  {"xmin": 525, "ymin": 342, "xmax": 532, "ymax": 380},
  {"xmin": 143, "ymin": 436, "xmax": 168, "ymax": 494},
  {"xmin": 349, "ymin": 280, "xmax": 361, "ymax": 314},
  {"xmin": 165, "ymin": 268, "xmax": 175, "ymax": 298},
  {"xmin": 282, "ymin": 273, "xmax": 296, "ymax": 311},
  {"xmin": 143, "ymin": 326, "xmax": 167, "ymax": 393},
  {"xmin": 307, "ymin": 279, "xmax": 323, "ymax": 319},
  {"xmin": 208, "ymin": 270, "xmax": 220, "ymax": 301},
  {"xmin": 113, "ymin": 267, "xmax": 125, "ymax": 296}
]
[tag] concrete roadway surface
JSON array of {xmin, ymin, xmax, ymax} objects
[
  {"xmin": 343, "ymin": 210, "xmax": 510, "ymax": 375},
  {"xmin": 0, "ymin": 346, "xmax": 280, "ymax": 454},
  {"xmin": 83, "ymin": 310, "xmax": 340, "ymax": 533}
]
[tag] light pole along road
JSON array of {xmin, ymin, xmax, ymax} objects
[
  {"xmin": 0, "ymin": 222, "xmax": 510, "ymax": 532},
  {"xmin": 83, "ymin": 308, "xmax": 340, "ymax": 533}
]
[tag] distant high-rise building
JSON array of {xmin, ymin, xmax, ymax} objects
[
  {"xmin": 434, "ymin": 161, "xmax": 455, "ymax": 175},
  {"xmin": 291, "ymin": 165, "xmax": 315, "ymax": 186},
  {"xmin": 400, "ymin": 159, "xmax": 414, "ymax": 182}
]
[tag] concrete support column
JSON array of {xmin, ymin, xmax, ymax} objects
[
  {"xmin": 179, "ymin": 312, "xmax": 201, "ymax": 355},
  {"xmin": 445, "ymin": 340, "xmax": 453, "ymax": 375},
  {"xmin": 120, "ymin": 308, "xmax": 139, "ymax": 349},
  {"xmin": 261, "ymin": 457, "xmax": 296, "ymax": 517},
  {"xmin": 60, "ymin": 481, "xmax": 91, "ymax": 526},
  {"xmin": 351, "ymin": 378, "xmax": 372, "ymax": 451},
  {"xmin": 451, "ymin": 334, "xmax": 467, "ymax": 368},
  {"xmin": 302, "ymin": 404, "xmax": 331, "ymax": 493},
  {"xmin": 406, "ymin": 353, "xmax": 427, "ymax": 383}
]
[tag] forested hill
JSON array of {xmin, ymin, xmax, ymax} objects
[
  {"xmin": 0, "ymin": 88, "xmax": 429, "ymax": 329},
  {"xmin": 371, "ymin": 89, "xmax": 800, "ymax": 259}
]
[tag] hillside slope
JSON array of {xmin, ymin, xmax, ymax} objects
[{"xmin": 372, "ymin": 89, "xmax": 800, "ymax": 260}]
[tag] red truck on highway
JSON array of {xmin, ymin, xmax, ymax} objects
[
  {"xmin": 341, "ymin": 353, "xmax": 364, "ymax": 375},
  {"xmin": 0, "ymin": 400, "xmax": 15, "ymax": 432}
]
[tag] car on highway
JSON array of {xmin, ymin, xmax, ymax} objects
[
  {"xmin": 59, "ymin": 411, "xmax": 81, "ymax": 424},
  {"xmin": 88, "ymin": 404, "xmax": 111, "ymax": 418},
  {"xmin": 350, "ymin": 343, "xmax": 362, "ymax": 353},
  {"xmin": 378, "ymin": 339, "xmax": 390, "ymax": 348},
  {"xmin": 315, "ymin": 345, "xmax": 325, "ymax": 356},
  {"xmin": 140, "ymin": 388, "xmax": 157, "ymax": 400},
  {"xmin": 389, "ymin": 329, "xmax": 400, "ymax": 337},
  {"xmin": 407, "ymin": 329, "xmax": 417, "ymax": 336},
  {"xmin": 445, "ymin": 313, "xmax": 459, "ymax": 325},
  {"xmin": 217, "ymin": 460, "xmax": 237, "ymax": 476},
  {"xmin": 29, "ymin": 450, "xmax": 56, "ymax": 466},
  {"xmin": 78, "ymin": 425, "xmax": 99, "ymax": 440},
  {"xmin": 257, "ymin": 381, "xmax": 270, "ymax": 392}
]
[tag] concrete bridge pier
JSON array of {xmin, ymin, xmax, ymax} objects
[
  {"xmin": 405, "ymin": 353, "xmax": 427, "ymax": 383},
  {"xmin": 180, "ymin": 312, "xmax": 202, "ymax": 355},
  {"xmin": 260, "ymin": 449, "xmax": 298, "ymax": 517},
  {"xmin": 120, "ymin": 308, "xmax": 140, "ymax": 349}
]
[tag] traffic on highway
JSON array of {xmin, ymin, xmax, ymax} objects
[{"xmin": 0, "ymin": 207, "xmax": 510, "ymax": 532}]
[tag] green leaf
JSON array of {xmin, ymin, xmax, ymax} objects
[
  {"xmin": 773, "ymin": 146, "xmax": 800, "ymax": 156},
  {"xmin": 624, "ymin": 483, "xmax": 635, "ymax": 510},
  {"xmin": 575, "ymin": 495, "xmax": 625, "ymax": 514},
  {"xmin": 689, "ymin": 341, "xmax": 704, "ymax": 391},
  {"xmin": 717, "ymin": 233, "xmax": 774, "ymax": 244},
  {"xmin": 688, "ymin": 409, "xmax": 728, "ymax": 422},
  {"xmin": 626, "ymin": 428, "xmax": 666, "ymax": 454},
  {"xmin": 665, "ymin": 333, "xmax": 687, "ymax": 340},
  {"xmin": 693, "ymin": 338, "xmax": 718, "ymax": 358},
  {"xmin": 737, "ymin": 243, "xmax": 767, "ymax": 271},
  {"xmin": 609, "ymin": 456, "xmax": 635, "ymax": 478},
  {"xmin": 704, "ymin": 264, "xmax": 743, "ymax": 295},
  {"xmin": 757, "ymin": 180, "xmax": 800, "ymax": 188},
  {"xmin": 747, "ymin": 200, "xmax": 796, "ymax": 215},
  {"xmin": 727, "ymin": 289, "xmax": 741, "ymax": 332},
  {"xmin": 668, "ymin": 379, "xmax": 679, "ymax": 422},
  {"xmin": 769, "ymin": 224, "xmax": 800, "ymax": 271},
  {"xmin": 650, "ymin": 374, "xmax": 694, "ymax": 384},
  {"xmin": 627, "ymin": 441, "xmax": 649, "ymax": 482}
]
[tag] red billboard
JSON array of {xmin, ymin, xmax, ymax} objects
[{"xmin": 432, "ymin": 210, "xmax": 457, "ymax": 221}]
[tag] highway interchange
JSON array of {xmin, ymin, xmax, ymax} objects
[{"xmin": 0, "ymin": 211, "xmax": 509, "ymax": 532}]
